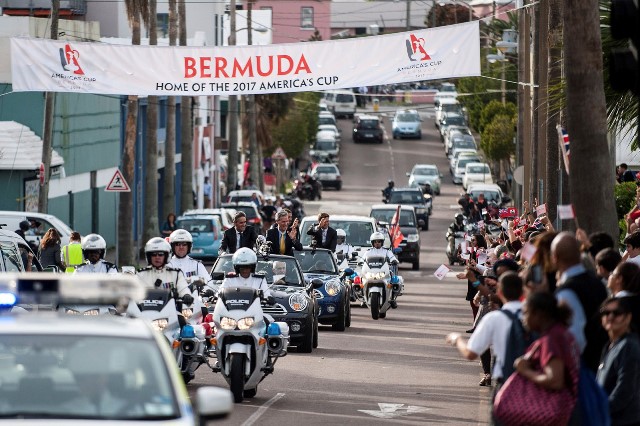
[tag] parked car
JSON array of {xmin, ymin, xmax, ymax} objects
[
  {"xmin": 433, "ymin": 82, "xmax": 458, "ymax": 105},
  {"xmin": 448, "ymin": 134, "xmax": 477, "ymax": 157},
  {"xmin": 317, "ymin": 124, "xmax": 341, "ymax": 142},
  {"xmin": 449, "ymin": 149, "xmax": 479, "ymax": 172},
  {"xmin": 463, "ymin": 162, "xmax": 494, "ymax": 190},
  {"xmin": 309, "ymin": 131, "xmax": 340, "ymax": 160},
  {"xmin": 369, "ymin": 204, "xmax": 421, "ymax": 270},
  {"xmin": 435, "ymin": 98, "xmax": 463, "ymax": 128},
  {"xmin": 175, "ymin": 214, "xmax": 223, "ymax": 260},
  {"xmin": 466, "ymin": 183, "xmax": 512, "ymax": 208},
  {"xmin": 210, "ymin": 254, "xmax": 320, "ymax": 353},
  {"xmin": 443, "ymin": 125, "xmax": 472, "ymax": 150},
  {"xmin": 220, "ymin": 202, "xmax": 263, "ymax": 234},
  {"xmin": 387, "ymin": 188, "xmax": 430, "ymax": 230},
  {"xmin": 353, "ymin": 114, "xmax": 384, "ymax": 144},
  {"xmin": 182, "ymin": 208, "xmax": 235, "ymax": 231},
  {"xmin": 323, "ymin": 90, "xmax": 357, "ymax": 118},
  {"xmin": 294, "ymin": 248, "xmax": 351, "ymax": 331},
  {"xmin": 406, "ymin": 164, "xmax": 442, "ymax": 195},
  {"xmin": 439, "ymin": 113, "xmax": 468, "ymax": 140},
  {"xmin": 391, "ymin": 109, "xmax": 422, "ymax": 139},
  {"xmin": 0, "ymin": 228, "xmax": 43, "ymax": 272},
  {"xmin": 0, "ymin": 211, "xmax": 73, "ymax": 247},
  {"xmin": 309, "ymin": 162, "xmax": 342, "ymax": 190},
  {"xmin": 452, "ymin": 154, "xmax": 481, "ymax": 184},
  {"xmin": 318, "ymin": 112, "xmax": 338, "ymax": 127},
  {"xmin": 225, "ymin": 189, "xmax": 264, "ymax": 205}
]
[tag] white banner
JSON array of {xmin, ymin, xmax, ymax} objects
[{"xmin": 11, "ymin": 22, "xmax": 480, "ymax": 96}]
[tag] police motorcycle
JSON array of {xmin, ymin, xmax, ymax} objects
[
  {"xmin": 446, "ymin": 213, "xmax": 467, "ymax": 266},
  {"xmin": 209, "ymin": 248, "xmax": 289, "ymax": 403}
]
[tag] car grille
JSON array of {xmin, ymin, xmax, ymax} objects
[
  {"xmin": 263, "ymin": 304, "xmax": 287, "ymax": 315},
  {"xmin": 314, "ymin": 290, "xmax": 324, "ymax": 299}
]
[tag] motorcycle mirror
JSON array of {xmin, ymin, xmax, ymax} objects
[
  {"xmin": 344, "ymin": 268, "xmax": 354, "ymax": 275},
  {"xmin": 210, "ymin": 272, "xmax": 225, "ymax": 281},
  {"xmin": 203, "ymin": 289, "xmax": 215, "ymax": 298},
  {"xmin": 192, "ymin": 279, "xmax": 206, "ymax": 288},
  {"xmin": 311, "ymin": 278, "xmax": 324, "ymax": 289},
  {"xmin": 405, "ymin": 172, "xmax": 410, "ymax": 177}
]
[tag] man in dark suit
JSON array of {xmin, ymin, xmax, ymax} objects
[
  {"xmin": 219, "ymin": 212, "xmax": 258, "ymax": 255},
  {"xmin": 266, "ymin": 211, "xmax": 302, "ymax": 256},
  {"xmin": 306, "ymin": 212, "xmax": 337, "ymax": 252}
]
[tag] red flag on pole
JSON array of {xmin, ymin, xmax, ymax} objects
[{"xmin": 389, "ymin": 205, "xmax": 404, "ymax": 249}]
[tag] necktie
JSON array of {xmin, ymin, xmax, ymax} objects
[
  {"xmin": 280, "ymin": 232, "xmax": 286, "ymax": 254},
  {"xmin": 236, "ymin": 232, "xmax": 241, "ymax": 250},
  {"xmin": 322, "ymin": 229, "xmax": 327, "ymax": 244}
]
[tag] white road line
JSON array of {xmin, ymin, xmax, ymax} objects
[{"xmin": 241, "ymin": 392, "xmax": 286, "ymax": 426}]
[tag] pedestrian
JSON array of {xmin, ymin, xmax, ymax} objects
[
  {"xmin": 219, "ymin": 211, "xmax": 259, "ymax": 255},
  {"xmin": 623, "ymin": 231, "xmax": 640, "ymax": 266},
  {"xmin": 471, "ymin": 269, "xmax": 500, "ymax": 387},
  {"xmin": 161, "ymin": 213, "xmax": 177, "ymax": 238},
  {"xmin": 617, "ymin": 163, "xmax": 636, "ymax": 183},
  {"xmin": 552, "ymin": 232, "xmax": 608, "ymax": 373},
  {"xmin": 61, "ymin": 231, "xmax": 84, "ymax": 273},
  {"xmin": 203, "ymin": 177, "xmax": 212, "ymax": 208},
  {"xmin": 596, "ymin": 297, "xmax": 640, "ymax": 426},
  {"xmin": 38, "ymin": 228, "xmax": 65, "ymax": 271},
  {"xmin": 525, "ymin": 231, "xmax": 558, "ymax": 293},
  {"xmin": 607, "ymin": 262, "xmax": 639, "ymax": 298},
  {"xmin": 595, "ymin": 248, "xmax": 623, "ymax": 284},
  {"xmin": 446, "ymin": 272, "xmax": 524, "ymax": 418}
]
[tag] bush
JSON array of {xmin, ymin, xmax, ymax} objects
[{"xmin": 615, "ymin": 182, "xmax": 636, "ymax": 220}]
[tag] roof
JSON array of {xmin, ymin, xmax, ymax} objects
[
  {"xmin": 331, "ymin": 0, "xmax": 430, "ymax": 30},
  {"xmin": 300, "ymin": 214, "xmax": 375, "ymax": 223},
  {"xmin": 370, "ymin": 204, "xmax": 416, "ymax": 211},
  {"xmin": 466, "ymin": 183, "xmax": 503, "ymax": 193},
  {"xmin": 412, "ymin": 163, "xmax": 439, "ymax": 169},
  {"xmin": 0, "ymin": 121, "xmax": 64, "ymax": 170}
]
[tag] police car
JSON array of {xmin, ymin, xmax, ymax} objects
[{"xmin": 0, "ymin": 273, "xmax": 232, "ymax": 424}]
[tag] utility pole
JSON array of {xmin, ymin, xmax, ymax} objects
[
  {"xmin": 179, "ymin": 0, "xmax": 193, "ymax": 212},
  {"xmin": 247, "ymin": 0, "xmax": 260, "ymax": 191},
  {"xmin": 406, "ymin": 0, "xmax": 411, "ymax": 30},
  {"xmin": 39, "ymin": 0, "xmax": 59, "ymax": 213},
  {"xmin": 227, "ymin": 0, "xmax": 239, "ymax": 194}
]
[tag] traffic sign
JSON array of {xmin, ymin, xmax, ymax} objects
[
  {"xmin": 271, "ymin": 147, "xmax": 287, "ymax": 160},
  {"xmin": 105, "ymin": 169, "xmax": 131, "ymax": 192}
]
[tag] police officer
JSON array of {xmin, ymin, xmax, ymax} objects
[
  {"xmin": 365, "ymin": 231, "xmax": 401, "ymax": 307},
  {"xmin": 335, "ymin": 229, "xmax": 355, "ymax": 264},
  {"xmin": 137, "ymin": 237, "xmax": 191, "ymax": 302},
  {"xmin": 220, "ymin": 248, "xmax": 274, "ymax": 304},
  {"xmin": 382, "ymin": 180, "xmax": 395, "ymax": 202},
  {"xmin": 446, "ymin": 213, "xmax": 466, "ymax": 257},
  {"xmin": 62, "ymin": 231, "xmax": 84, "ymax": 273},
  {"xmin": 75, "ymin": 234, "xmax": 118, "ymax": 274},
  {"xmin": 167, "ymin": 229, "xmax": 210, "ymax": 285}
]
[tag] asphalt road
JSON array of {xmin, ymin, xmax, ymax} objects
[{"xmin": 191, "ymin": 103, "xmax": 490, "ymax": 425}]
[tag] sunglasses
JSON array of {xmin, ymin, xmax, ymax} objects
[
  {"xmin": 150, "ymin": 252, "xmax": 166, "ymax": 257},
  {"xmin": 600, "ymin": 309, "xmax": 625, "ymax": 318}
]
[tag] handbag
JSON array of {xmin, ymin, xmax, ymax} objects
[{"xmin": 493, "ymin": 342, "xmax": 576, "ymax": 426}]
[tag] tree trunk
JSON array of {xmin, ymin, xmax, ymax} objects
[
  {"xmin": 163, "ymin": 0, "xmax": 177, "ymax": 218},
  {"xmin": 179, "ymin": 0, "xmax": 193, "ymax": 212},
  {"xmin": 563, "ymin": 0, "xmax": 617, "ymax": 237},
  {"xmin": 144, "ymin": 0, "xmax": 159, "ymax": 243}
]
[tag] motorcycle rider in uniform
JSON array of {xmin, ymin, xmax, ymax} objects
[
  {"xmin": 382, "ymin": 180, "xmax": 395, "ymax": 202},
  {"xmin": 365, "ymin": 231, "xmax": 401, "ymax": 307},
  {"xmin": 335, "ymin": 229, "xmax": 355, "ymax": 263},
  {"xmin": 167, "ymin": 229, "xmax": 210, "ymax": 285},
  {"xmin": 74, "ymin": 234, "xmax": 119, "ymax": 274},
  {"xmin": 446, "ymin": 213, "xmax": 466, "ymax": 261},
  {"xmin": 220, "ymin": 248, "xmax": 274, "ymax": 303}
]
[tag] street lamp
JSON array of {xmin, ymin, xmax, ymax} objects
[{"xmin": 487, "ymin": 53, "xmax": 508, "ymax": 105}]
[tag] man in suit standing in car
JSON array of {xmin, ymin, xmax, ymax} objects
[
  {"xmin": 219, "ymin": 212, "xmax": 258, "ymax": 255},
  {"xmin": 306, "ymin": 212, "xmax": 338, "ymax": 252},
  {"xmin": 266, "ymin": 211, "xmax": 302, "ymax": 256}
]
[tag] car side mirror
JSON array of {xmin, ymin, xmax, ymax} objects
[
  {"xmin": 406, "ymin": 172, "xmax": 410, "ymax": 177},
  {"xmin": 343, "ymin": 268, "xmax": 354, "ymax": 275},
  {"xmin": 196, "ymin": 387, "xmax": 233, "ymax": 423},
  {"xmin": 312, "ymin": 278, "xmax": 323, "ymax": 289}
]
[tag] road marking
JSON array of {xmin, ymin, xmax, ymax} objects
[
  {"xmin": 359, "ymin": 402, "xmax": 431, "ymax": 419},
  {"xmin": 241, "ymin": 392, "xmax": 286, "ymax": 426}
]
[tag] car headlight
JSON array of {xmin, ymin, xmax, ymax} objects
[
  {"xmin": 220, "ymin": 317, "xmax": 237, "ymax": 330},
  {"xmin": 416, "ymin": 208, "xmax": 426, "ymax": 214},
  {"xmin": 289, "ymin": 293, "xmax": 309, "ymax": 311},
  {"xmin": 181, "ymin": 308, "xmax": 193, "ymax": 320},
  {"xmin": 152, "ymin": 318, "xmax": 169, "ymax": 332},
  {"xmin": 65, "ymin": 308, "xmax": 79, "ymax": 315},
  {"xmin": 83, "ymin": 309, "xmax": 100, "ymax": 316},
  {"xmin": 325, "ymin": 281, "xmax": 341, "ymax": 296},
  {"xmin": 237, "ymin": 317, "xmax": 255, "ymax": 330},
  {"xmin": 407, "ymin": 234, "xmax": 420, "ymax": 243}
]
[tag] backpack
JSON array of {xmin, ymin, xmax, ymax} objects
[{"xmin": 499, "ymin": 309, "xmax": 533, "ymax": 379}]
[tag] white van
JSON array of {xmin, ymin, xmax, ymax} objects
[
  {"xmin": 435, "ymin": 98, "xmax": 463, "ymax": 129},
  {"xmin": 0, "ymin": 211, "xmax": 73, "ymax": 247},
  {"xmin": 323, "ymin": 90, "xmax": 357, "ymax": 119}
]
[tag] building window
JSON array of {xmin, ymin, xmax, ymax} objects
[
  {"xmin": 156, "ymin": 13, "xmax": 168, "ymax": 39},
  {"xmin": 301, "ymin": 7, "xmax": 314, "ymax": 28}
]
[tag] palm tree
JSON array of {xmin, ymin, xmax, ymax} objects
[
  {"xmin": 120, "ymin": 0, "xmax": 148, "ymax": 266},
  {"xmin": 179, "ymin": 0, "xmax": 193, "ymax": 212},
  {"xmin": 143, "ymin": 0, "xmax": 159, "ymax": 245},
  {"xmin": 563, "ymin": 0, "xmax": 618, "ymax": 237},
  {"xmin": 163, "ymin": 0, "xmax": 177, "ymax": 218}
]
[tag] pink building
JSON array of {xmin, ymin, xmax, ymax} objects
[{"xmin": 253, "ymin": 0, "xmax": 331, "ymax": 44}]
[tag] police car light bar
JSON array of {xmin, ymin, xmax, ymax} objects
[{"xmin": 0, "ymin": 273, "xmax": 146, "ymax": 307}]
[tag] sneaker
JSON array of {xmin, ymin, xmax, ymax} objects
[{"xmin": 390, "ymin": 301, "xmax": 398, "ymax": 309}]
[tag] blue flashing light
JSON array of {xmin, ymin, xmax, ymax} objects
[
  {"xmin": 181, "ymin": 324, "xmax": 196, "ymax": 338},
  {"xmin": 390, "ymin": 275, "xmax": 399, "ymax": 285},
  {"xmin": 0, "ymin": 292, "xmax": 17, "ymax": 307},
  {"xmin": 267, "ymin": 323, "xmax": 281, "ymax": 336}
]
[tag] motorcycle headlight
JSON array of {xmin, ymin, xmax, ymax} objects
[
  {"xmin": 237, "ymin": 317, "xmax": 255, "ymax": 330},
  {"xmin": 325, "ymin": 281, "xmax": 341, "ymax": 296},
  {"xmin": 83, "ymin": 309, "xmax": 100, "ymax": 316},
  {"xmin": 65, "ymin": 308, "xmax": 79, "ymax": 315},
  {"xmin": 152, "ymin": 318, "xmax": 169, "ymax": 332},
  {"xmin": 289, "ymin": 293, "xmax": 309, "ymax": 311},
  {"xmin": 407, "ymin": 234, "xmax": 419, "ymax": 243},
  {"xmin": 220, "ymin": 316, "xmax": 237, "ymax": 330},
  {"xmin": 181, "ymin": 308, "xmax": 193, "ymax": 320}
]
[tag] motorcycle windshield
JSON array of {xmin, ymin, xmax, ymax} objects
[
  {"xmin": 364, "ymin": 256, "xmax": 386, "ymax": 269},
  {"xmin": 219, "ymin": 287, "xmax": 259, "ymax": 311},
  {"xmin": 138, "ymin": 289, "xmax": 171, "ymax": 311}
]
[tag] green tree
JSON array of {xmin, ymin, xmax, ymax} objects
[
  {"xmin": 479, "ymin": 100, "xmax": 516, "ymax": 134},
  {"xmin": 480, "ymin": 114, "xmax": 516, "ymax": 163}
]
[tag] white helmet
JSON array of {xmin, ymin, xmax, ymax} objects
[
  {"xmin": 370, "ymin": 231, "xmax": 385, "ymax": 246},
  {"xmin": 144, "ymin": 237, "xmax": 171, "ymax": 265},
  {"xmin": 232, "ymin": 247, "xmax": 257, "ymax": 273},
  {"xmin": 169, "ymin": 229, "xmax": 193, "ymax": 255},
  {"xmin": 337, "ymin": 229, "xmax": 346, "ymax": 244},
  {"xmin": 81, "ymin": 234, "xmax": 107, "ymax": 259}
]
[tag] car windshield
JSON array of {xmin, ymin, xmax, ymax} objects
[
  {"xmin": 315, "ymin": 166, "xmax": 337, "ymax": 174},
  {"xmin": 294, "ymin": 250, "xmax": 338, "ymax": 274},
  {"xmin": 370, "ymin": 209, "xmax": 416, "ymax": 227},
  {"xmin": 442, "ymin": 104, "xmax": 462, "ymax": 113},
  {"xmin": 358, "ymin": 120, "xmax": 379, "ymax": 129},
  {"xmin": 0, "ymin": 335, "xmax": 179, "ymax": 419},
  {"xmin": 230, "ymin": 205, "xmax": 258, "ymax": 219},
  {"xmin": 440, "ymin": 85, "xmax": 456, "ymax": 93},
  {"xmin": 452, "ymin": 139, "xmax": 476, "ymax": 149},
  {"xmin": 213, "ymin": 256, "xmax": 304, "ymax": 286},
  {"xmin": 470, "ymin": 190, "xmax": 501, "ymax": 203},
  {"xmin": 176, "ymin": 218, "xmax": 214, "ymax": 233},
  {"xmin": 336, "ymin": 94, "xmax": 353, "ymax": 102},
  {"xmin": 444, "ymin": 116, "xmax": 466, "ymax": 126},
  {"xmin": 468, "ymin": 165, "xmax": 490, "ymax": 174},
  {"xmin": 300, "ymin": 220, "xmax": 374, "ymax": 247},
  {"xmin": 397, "ymin": 114, "xmax": 419, "ymax": 122},
  {"xmin": 315, "ymin": 141, "xmax": 336, "ymax": 150},
  {"xmin": 318, "ymin": 117, "xmax": 335, "ymax": 126},
  {"xmin": 389, "ymin": 191, "xmax": 424, "ymax": 204},
  {"xmin": 413, "ymin": 168, "xmax": 437, "ymax": 176},
  {"xmin": 457, "ymin": 158, "xmax": 480, "ymax": 169}
]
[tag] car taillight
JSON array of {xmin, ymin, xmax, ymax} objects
[{"xmin": 248, "ymin": 217, "xmax": 261, "ymax": 224}]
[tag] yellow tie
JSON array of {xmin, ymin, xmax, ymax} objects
[{"xmin": 280, "ymin": 233, "xmax": 286, "ymax": 254}]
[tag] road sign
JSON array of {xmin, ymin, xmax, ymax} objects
[
  {"xmin": 105, "ymin": 169, "xmax": 131, "ymax": 192},
  {"xmin": 39, "ymin": 163, "xmax": 45, "ymax": 186},
  {"xmin": 271, "ymin": 147, "xmax": 287, "ymax": 160}
]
